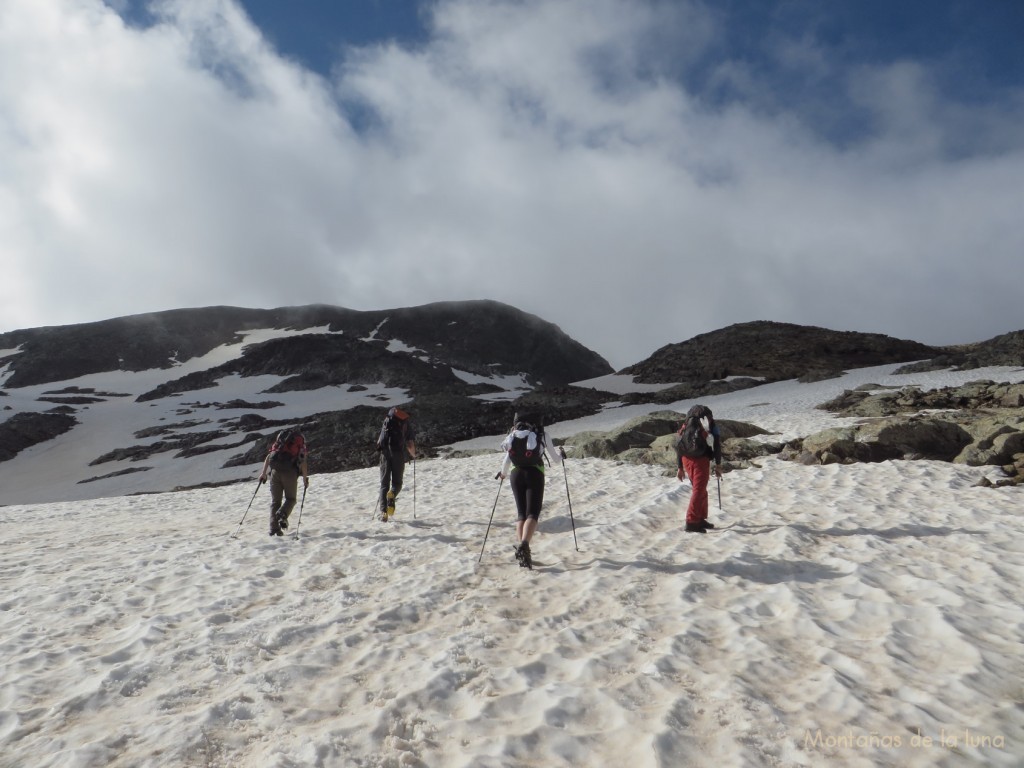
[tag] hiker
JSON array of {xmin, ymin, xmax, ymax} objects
[
  {"xmin": 376, "ymin": 406, "xmax": 416, "ymax": 521},
  {"xmin": 495, "ymin": 412, "xmax": 565, "ymax": 568},
  {"xmin": 258, "ymin": 429, "xmax": 309, "ymax": 536},
  {"xmin": 675, "ymin": 404, "xmax": 722, "ymax": 533}
]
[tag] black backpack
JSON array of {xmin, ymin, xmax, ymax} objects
[
  {"xmin": 675, "ymin": 406, "xmax": 712, "ymax": 460},
  {"xmin": 508, "ymin": 420, "xmax": 545, "ymax": 468},
  {"xmin": 377, "ymin": 407, "xmax": 410, "ymax": 453},
  {"xmin": 268, "ymin": 430, "xmax": 305, "ymax": 471}
]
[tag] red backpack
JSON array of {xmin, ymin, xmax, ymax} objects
[{"xmin": 268, "ymin": 430, "xmax": 305, "ymax": 471}]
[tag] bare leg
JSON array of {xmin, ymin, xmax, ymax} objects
[{"xmin": 518, "ymin": 518, "xmax": 538, "ymax": 544}]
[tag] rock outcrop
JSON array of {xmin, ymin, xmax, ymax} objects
[
  {"xmin": 560, "ymin": 381, "xmax": 1024, "ymax": 488},
  {"xmin": 0, "ymin": 411, "xmax": 78, "ymax": 461},
  {"xmin": 622, "ymin": 321, "xmax": 940, "ymax": 385},
  {"xmin": 786, "ymin": 380, "xmax": 1024, "ymax": 486}
]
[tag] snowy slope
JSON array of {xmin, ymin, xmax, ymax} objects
[{"xmin": 2, "ymin": 366, "xmax": 1024, "ymax": 767}]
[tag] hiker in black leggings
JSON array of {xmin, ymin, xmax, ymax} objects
[{"xmin": 496, "ymin": 414, "xmax": 564, "ymax": 567}]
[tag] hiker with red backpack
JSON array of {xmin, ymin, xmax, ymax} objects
[
  {"xmin": 258, "ymin": 429, "xmax": 309, "ymax": 536},
  {"xmin": 376, "ymin": 407, "xmax": 416, "ymax": 521},
  {"xmin": 495, "ymin": 412, "xmax": 565, "ymax": 568},
  {"xmin": 674, "ymin": 404, "xmax": 722, "ymax": 533}
]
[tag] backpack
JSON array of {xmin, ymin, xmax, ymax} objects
[
  {"xmin": 508, "ymin": 420, "xmax": 544, "ymax": 468},
  {"xmin": 376, "ymin": 407, "xmax": 410, "ymax": 453},
  {"xmin": 268, "ymin": 430, "xmax": 305, "ymax": 471},
  {"xmin": 675, "ymin": 405, "xmax": 712, "ymax": 460}
]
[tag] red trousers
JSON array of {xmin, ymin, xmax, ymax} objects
[{"xmin": 681, "ymin": 456, "xmax": 710, "ymax": 525}]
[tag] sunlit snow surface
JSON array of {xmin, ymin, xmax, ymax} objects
[{"xmin": 2, "ymin": 361, "xmax": 1023, "ymax": 766}]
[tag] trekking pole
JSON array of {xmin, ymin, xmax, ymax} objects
[
  {"xmin": 230, "ymin": 477, "xmax": 264, "ymax": 537},
  {"xmin": 293, "ymin": 485, "xmax": 307, "ymax": 539},
  {"xmin": 371, "ymin": 495, "xmax": 380, "ymax": 521},
  {"xmin": 413, "ymin": 457, "xmax": 417, "ymax": 519},
  {"xmin": 561, "ymin": 459, "xmax": 579, "ymax": 552},
  {"xmin": 478, "ymin": 476, "xmax": 504, "ymax": 562},
  {"xmin": 717, "ymin": 472, "xmax": 722, "ymax": 510}
]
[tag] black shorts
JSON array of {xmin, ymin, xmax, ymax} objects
[{"xmin": 510, "ymin": 466, "xmax": 545, "ymax": 521}]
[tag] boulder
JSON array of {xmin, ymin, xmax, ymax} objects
[
  {"xmin": 564, "ymin": 412, "xmax": 777, "ymax": 470},
  {"xmin": 562, "ymin": 410, "xmax": 684, "ymax": 460}
]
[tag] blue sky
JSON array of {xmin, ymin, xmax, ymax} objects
[
  {"xmin": 1, "ymin": 0, "xmax": 1022, "ymax": 368},
  {"xmin": 236, "ymin": 0, "xmax": 1024, "ymax": 148}
]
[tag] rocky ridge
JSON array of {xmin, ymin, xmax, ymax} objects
[
  {"xmin": 624, "ymin": 321, "xmax": 941, "ymax": 385},
  {"xmin": 2, "ymin": 306, "xmax": 1023, "ymax": 502},
  {"xmin": 0, "ymin": 301, "xmax": 610, "ymax": 389}
]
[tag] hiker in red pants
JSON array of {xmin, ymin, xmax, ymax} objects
[{"xmin": 675, "ymin": 404, "xmax": 723, "ymax": 533}]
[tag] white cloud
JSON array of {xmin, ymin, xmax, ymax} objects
[{"xmin": 1, "ymin": 0, "xmax": 1022, "ymax": 367}]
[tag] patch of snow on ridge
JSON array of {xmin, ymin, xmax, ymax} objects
[
  {"xmin": 363, "ymin": 318, "xmax": 388, "ymax": 341},
  {"xmin": 453, "ymin": 369, "xmax": 531, "ymax": 389},
  {"xmin": 718, "ymin": 375, "xmax": 767, "ymax": 383},
  {"xmin": 386, "ymin": 338, "xmax": 427, "ymax": 356},
  {"xmin": 179, "ymin": 326, "xmax": 337, "ymax": 369},
  {"xmin": 0, "ymin": 346, "xmax": 25, "ymax": 387},
  {"xmin": 452, "ymin": 368, "xmax": 533, "ymax": 402},
  {"xmin": 360, "ymin": 321, "xmax": 430, "ymax": 357}
]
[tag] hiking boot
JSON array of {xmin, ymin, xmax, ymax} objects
[
  {"xmin": 685, "ymin": 523, "xmax": 706, "ymax": 533},
  {"xmin": 269, "ymin": 524, "xmax": 283, "ymax": 536},
  {"xmin": 701, "ymin": 520, "xmax": 715, "ymax": 530},
  {"xmin": 277, "ymin": 513, "xmax": 289, "ymax": 530},
  {"xmin": 514, "ymin": 544, "xmax": 524, "ymax": 564},
  {"xmin": 386, "ymin": 490, "xmax": 396, "ymax": 517},
  {"xmin": 518, "ymin": 541, "xmax": 532, "ymax": 569}
]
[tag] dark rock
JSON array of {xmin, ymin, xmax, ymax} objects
[
  {"xmin": 623, "ymin": 321, "xmax": 939, "ymax": 385},
  {"xmin": 78, "ymin": 467, "xmax": 152, "ymax": 484},
  {"xmin": 36, "ymin": 396, "xmax": 106, "ymax": 405},
  {"xmin": 0, "ymin": 412, "xmax": 79, "ymax": 462},
  {"xmin": 215, "ymin": 399, "xmax": 283, "ymax": 410},
  {"xmin": 89, "ymin": 429, "xmax": 239, "ymax": 465},
  {"xmin": 797, "ymin": 368, "xmax": 846, "ymax": 383},
  {"xmin": 894, "ymin": 330, "xmax": 1024, "ymax": 372},
  {"xmin": 134, "ymin": 420, "xmax": 209, "ymax": 438}
]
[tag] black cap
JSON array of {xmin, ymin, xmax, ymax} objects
[{"xmin": 514, "ymin": 411, "xmax": 541, "ymax": 428}]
